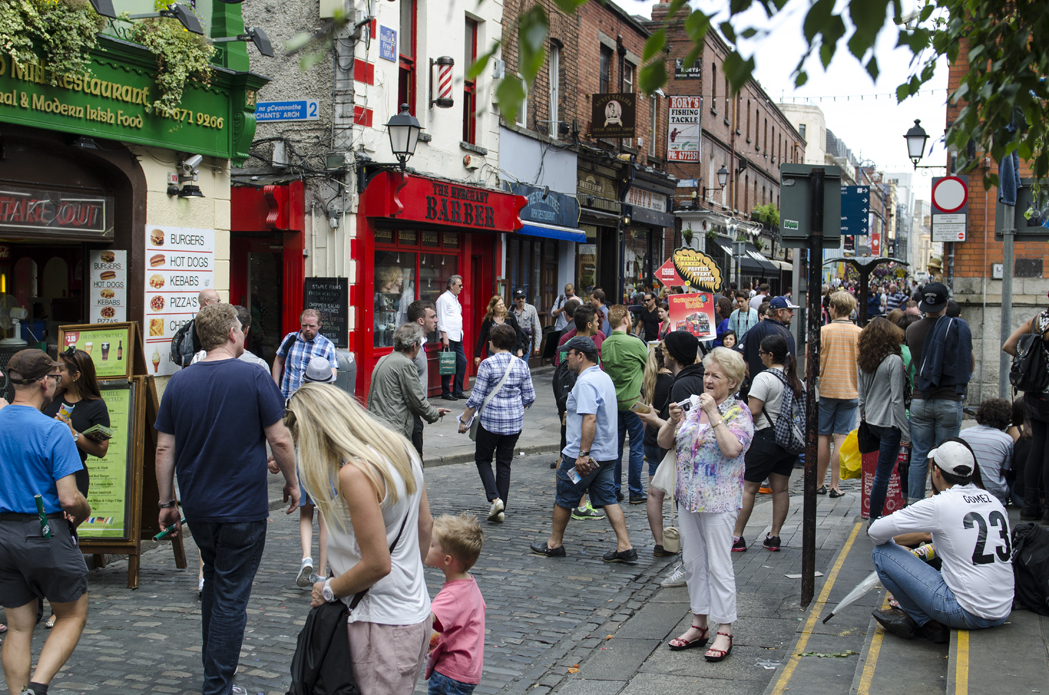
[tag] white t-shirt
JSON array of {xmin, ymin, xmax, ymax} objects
[
  {"xmin": 749, "ymin": 367, "xmax": 785, "ymax": 431},
  {"xmin": 326, "ymin": 449, "xmax": 431, "ymax": 626},
  {"xmin": 869, "ymin": 483, "xmax": 1014, "ymax": 620}
]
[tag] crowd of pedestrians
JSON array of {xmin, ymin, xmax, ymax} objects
[{"xmin": 0, "ymin": 268, "xmax": 1034, "ymax": 694}]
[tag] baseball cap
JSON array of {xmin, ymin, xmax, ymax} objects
[
  {"xmin": 663, "ymin": 330, "xmax": 698, "ymax": 366},
  {"xmin": 303, "ymin": 356, "xmax": 337, "ymax": 384},
  {"xmin": 512, "ymin": 289, "xmax": 526, "ymax": 299},
  {"xmin": 918, "ymin": 282, "xmax": 949, "ymax": 313},
  {"xmin": 562, "ymin": 336, "xmax": 598, "ymax": 357},
  {"xmin": 7, "ymin": 349, "xmax": 57, "ymax": 384},
  {"xmin": 769, "ymin": 296, "xmax": 800, "ymax": 310},
  {"xmin": 928, "ymin": 439, "xmax": 976, "ymax": 478}
]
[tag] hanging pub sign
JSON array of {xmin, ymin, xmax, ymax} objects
[
  {"xmin": 670, "ymin": 247, "xmax": 723, "ymax": 293},
  {"xmin": 674, "ymin": 58, "xmax": 702, "ymax": 79},
  {"xmin": 0, "ymin": 184, "xmax": 114, "ymax": 240},
  {"xmin": 591, "ymin": 93, "xmax": 636, "ymax": 139}
]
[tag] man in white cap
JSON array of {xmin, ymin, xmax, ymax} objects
[{"xmin": 868, "ymin": 438, "xmax": 1013, "ymax": 644}]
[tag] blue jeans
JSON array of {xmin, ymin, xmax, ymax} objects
[
  {"xmin": 867, "ymin": 423, "xmax": 902, "ymax": 520},
  {"xmin": 908, "ymin": 398, "xmax": 963, "ymax": 500},
  {"xmin": 615, "ymin": 410, "xmax": 645, "ymax": 498},
  {"xmin": 872, "ymin": 542, "xmax": 1007, "ymax": 629},
  {"xmin": 441, "ymin": 340, "xmax": 467, "ymax": 397},
  {"xmin": 429, "ymin": 670, "xmax": 477, "ymax": 695},
  {"xmin": 194, "ymin": 520, "xmax": 267, "ymax": 695},
  {"xmin": 644, "ymin": 443, "xmax": 665, "ymax": 477}
]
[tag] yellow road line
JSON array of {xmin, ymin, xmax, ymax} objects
[
  {"xmin": 769, "ymin": 521, "xmax": 864, "ymax": 695},
  {"xmin": 857, "ymin": 594, "xmax": 891, "ymax": 695},
  {"xmin": 955, "ymin": 630, "xmax": 969, "ymax": 695}
]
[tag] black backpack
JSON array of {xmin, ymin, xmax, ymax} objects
[
  {"xmin": 1011, "ymin": 522, "xmax": 1049, "ymax": 615},
  {"xmin": 169, "ymin": 319, "xmax": 200, "ymax": 368},
  {"xmin": 552, "ymin": 350, "xmax": 577, "ymax": 411},
  {"xmin": 1010, "ymin": 314, "xmax": 1049, "ymax": 394},
  {"xmin": 287, "ymin": 601, "xmax": 359, "ymax": 695}
]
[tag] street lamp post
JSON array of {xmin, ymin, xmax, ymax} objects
[
  {"xmin": 386, "ymin": 104, "xmax": 422, "ymax": 171},
  {"xmin": 904, "ymin": 120, "xmax": 942, "ymax": 170}
]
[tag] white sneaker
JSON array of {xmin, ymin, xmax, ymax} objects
[
  {"xmin": 487, "ymin": 498, "xmax": 504, "ymax": 521},
  {"xmin": 231, "ymin": 686, "xmax": 247, "ymax": 695},
  {"xmin": 296, "ymin": 557, "xmax": 314, "ymax": 587},
  {"xmin": 309, "ymin": 572, "xmax": 323, "ymax": 585},
  {"xmin": 496, "ymin": 511, "xmax": 505, "ymax": 523},
  {"xmin": 661, "ymin": 564, "xmax": 686, "ymax": 587}
]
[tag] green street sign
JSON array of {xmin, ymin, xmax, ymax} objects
[
  {"xmin": 779, "ymin": 164, "xmax": 842, "ymax": 249},
  {"xmin": 0, "ymin": 37, "xmax": 265, "ymax": 163}
]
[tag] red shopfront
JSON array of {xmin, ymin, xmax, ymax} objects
[
  {"xmin": 355, "ymin": 172, "xmax": 525, "ymax": 397},
  {"xmin": 229, "ymin": 181, "xmax": 305, "ymax": 365}
]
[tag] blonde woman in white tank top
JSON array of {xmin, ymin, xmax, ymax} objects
[{"xmin": 285, "ymin": 383, "xmax": 434, "ymax": 695}]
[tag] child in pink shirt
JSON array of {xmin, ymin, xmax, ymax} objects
[{"xmin": 424, "ymin": 513, "xmax": 487, "ymax": 695}]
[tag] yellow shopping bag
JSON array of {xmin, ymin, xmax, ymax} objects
[{"xmin": 839, "ymin": 429, "xmax": 862, "ymax": 480}]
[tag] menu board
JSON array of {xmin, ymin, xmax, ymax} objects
[
  {"xmin": 61, "ymin": 324, "xmax": 133, "ymax": 379},
  {"xmin": 143, "ymin": 225, "xmax": 215, "ymax": 375},
  {"xmin": 88, "ymin": 249, "xmax": 127, "ymax": 323},
  {"xmin": 78, "ymin": 382, "xmax": 134, "ymax": 540},
  {"xmin": 303, "ymin": 277, "xmax": 349, "ymax": 348}
]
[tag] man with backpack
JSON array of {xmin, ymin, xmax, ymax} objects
[
  {"xmin": 272, "ymin": 309, "xmax": 339, "ymax": 402},
  {"xmin": 170, "ymin": 289, "xmax": 220, "ymax": 368},
  {"xmin": 869, "ymin": 439, "xmax": 1012, "ymax": 644},
  {"xmin": 742, "ymin": 296, "xmax": 797, "ymax": 379},
  {"xmin": 905, "ymin": 283, "xmax": 973, "ymax": 502}
]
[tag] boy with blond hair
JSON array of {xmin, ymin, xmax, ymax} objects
[{"xmin": 425, "ymin": 513, "xmax": 487, "ymax": 694}]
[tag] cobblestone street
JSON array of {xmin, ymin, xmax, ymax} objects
[{"xmin": 1, "ymin": 453, "xmax": 862, "ymax": 695}]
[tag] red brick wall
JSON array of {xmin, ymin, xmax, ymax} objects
[
  {"xmin": 649, "ymin": 4, "xmax": 803, "ymax": 217},
  {"xmin": 946, "ymin": 37, "xmax": 1044, "ymax": 280},
  {"xmin": 500, "ymin": 0, "xmax": 664, "ymax": 167}
]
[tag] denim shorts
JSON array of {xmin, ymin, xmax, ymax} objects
[
  {"xmin": 429, "ymin": 670, "xmax": 476, "ymax": 695},
  {"xmin": 819, "ymin": 397, "xmax": 859, "ymax": 436},
  {"xmin": 555, "ymin": 454, "xmax": 617, "ymax": 509}
]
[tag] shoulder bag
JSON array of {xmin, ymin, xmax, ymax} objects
[{"xmin": 468, "ymin": 360, "xmax": 514, "ymax": 441}]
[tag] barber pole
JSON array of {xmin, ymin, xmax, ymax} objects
[{"xmin": 430, "ymin": 56, "xmax": 454, "ymax": 108}]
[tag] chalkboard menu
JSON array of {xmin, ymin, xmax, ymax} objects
[{"xmin": 303, "ymin": 277, "xmax": 349, "ymax": 348}]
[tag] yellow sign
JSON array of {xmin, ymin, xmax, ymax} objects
[{"xmin": 672, "ymin": 248, "xmax": 723, "ymax": 293}]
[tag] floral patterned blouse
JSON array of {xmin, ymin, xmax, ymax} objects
[{"xmin": 674, "ymin": 396, "xmax": 754, "ymax": 514}]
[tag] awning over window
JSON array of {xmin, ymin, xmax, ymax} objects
[
  {"xmin": 738, "ymin": 244, "xmax": 777, "ymax": 274},
  {"xmin": 518, "ymin": 222, "xmax": 587, "ymax": 243}
]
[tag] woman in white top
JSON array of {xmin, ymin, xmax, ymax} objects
[
  {"xmin": 285, "ymin": 382, "xmax": 434, "ymax": 695},
  {"xmin": 732, "ymin": 333, "xmax": 803, "ymax": 552}
]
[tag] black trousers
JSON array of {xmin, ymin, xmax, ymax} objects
[
  {"xmin": 441, "ymin": 340, "xmax": 467, "ymax": 397},
  {"xmin": 1025, "ymin": 416, "xmax": 1049, "ymax": 507},
  {"xmin": 475, "ymin": 424, "xmax": 521, "ymax": 507},
  {"xmin": 411, "ymin": 414, "xmax": 424, "ymax": 458}
]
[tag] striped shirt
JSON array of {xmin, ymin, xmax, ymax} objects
[
  {"xmin": 276, "ymin": 332, "xmax": 338, "ymax": 401},
  {"xmin": 819, "ymin": 319, "xmax": 862, "ymax": 399},
  {"xmin": 464, "ymin": 352, "xmax": 536, "ymax": 435}
]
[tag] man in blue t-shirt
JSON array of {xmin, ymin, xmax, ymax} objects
[
  {"xmin": 530, "ymin": 337, "xmax": 637, "ymax": 564},
  {"xmin": 155, "ymin": 303, "xmax": 300, "ymax": 695},
  {"xmin": 0, "ymin": 349, "xmax": 91, "ymax": 695}
]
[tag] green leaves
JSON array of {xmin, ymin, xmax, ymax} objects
[
  {"xmin": 517, "ymin": 5, "xmax": 548, "ymax": 85},
  {"xmin": 467, "ymin": 41, "xmax": 502, "ymax": 82},
  {"xmin": 496, "ymin": 75, "xmax": 527, "ymax": 126},
  {"xmin": 643, "ymin": 29, "xmax": 666, "ymax": 63},
  {"xmin": 639, "ymin": 61, "xmax": 667, "ymax": 96},
  {"xmin": 723, "ymin": 51, "xmax": 756, "ymax": 95}
]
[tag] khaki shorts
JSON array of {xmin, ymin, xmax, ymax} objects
[
  {"xmin": 347, "ymin": 615, "xmax": 432, "ymax": 695},
  {"xmin": 0, "ymin": 514, "xmax": 88, "ymax": 608}
]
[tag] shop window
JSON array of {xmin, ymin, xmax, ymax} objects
[
  {"xmin": 549, "ymin": 43, "xmax": 560, "ymax": 137},
  {"xmin": 623, "ymin": 63, "xmax": 634, "ymax": 147},
  {"xmin": 398, "ymin": 0, "xmax": 417, "ymax": 115},
  {"xmin": 624, "ymin": 229, "xmax": 650, "ymax": 302},
  {"xmin": 419, "ymin": 253, "xmax": 458, "ymax": 309},
  {"xmin": 374, "ymin": 250, "xmax": 416, "ymax": 348},
  {"xmin": 577, "ymin": 243, "xmax": 597, "ymax": 293},
  {"xmin": 599, "ymin": 45, "xmax": 612, "ymax": 94},
  {"xmin": 463, "ymin": 18, "xmax": 478, "ymax": 144}
]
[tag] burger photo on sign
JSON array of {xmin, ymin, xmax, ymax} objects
[{"xmin": 150, "ymin": 229, "xmax": 165, "ymax": 246}]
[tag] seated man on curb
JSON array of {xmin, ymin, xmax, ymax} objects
[{"xmin": 869, "ymin": 438, "xmax": 1013, "ymax": 644}]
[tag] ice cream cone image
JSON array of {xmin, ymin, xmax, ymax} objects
[{"xmin": 152, "ymin": 347, "xmax": 161, "ymax": 373}]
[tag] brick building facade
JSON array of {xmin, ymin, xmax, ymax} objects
[
  {"xmin": 648, "ymin": 2, "xmax": 804, "ymax": 292},
  {"xmin": 946, "ymin": 37, "xmax": 1043, "ymax": 401},
  {"xmin": 500, "ymin": 0, "xmax": 677, "ymax": 304}
]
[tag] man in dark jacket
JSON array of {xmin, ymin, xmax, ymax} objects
[{"xmin": 742, "ymin": 296, "xmax": 797, "ymax": 379}]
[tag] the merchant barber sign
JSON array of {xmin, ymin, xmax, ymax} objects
[{"xmin": 371, "ymin": 173, "xmax": 526, "ymax": 231}]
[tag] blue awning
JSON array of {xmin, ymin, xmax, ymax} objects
[{"xmin": 518, "ymin": 222, "xmax": 587, "ymax": 243}]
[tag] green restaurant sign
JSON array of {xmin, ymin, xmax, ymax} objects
[{"xmin": 0, "ymin": 36, "xmax": 266, "ymax": 163}]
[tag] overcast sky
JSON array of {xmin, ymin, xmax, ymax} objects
[{"xmin": 617, "ymin": 0, "xmax": 950, "ymax": 185}]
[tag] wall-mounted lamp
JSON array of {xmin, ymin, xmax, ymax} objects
[
  {"xmin": 213, "ymin": 27, "xmax": 274, "ymax": 57},
  {"xmin": 387, "ymin": 104, "xmax": 422, "ymax": 171},
  {"xmin": 702, "ymin": 165, "xmax": 729, "ymax": 198}
]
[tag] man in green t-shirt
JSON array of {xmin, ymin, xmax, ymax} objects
[{"xmin": 601, "ymin": 305, "xmax": 650, "ymax": 504}]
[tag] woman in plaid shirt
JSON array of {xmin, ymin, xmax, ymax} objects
[{"xmin": 457, "ymin": 324, "xmax": 536, "ymax": 524}]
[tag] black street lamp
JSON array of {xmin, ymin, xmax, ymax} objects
[
  {"xmin": 904, "ymin": 119, "xmax": 940, "ymax": 170},
  {"xmin": 703, "ymin": 164, "xmax": 729, "ymax": 198},
  {"xmin": 386, "ymin": 104, "xmax": 423, "ymax": 171}
]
